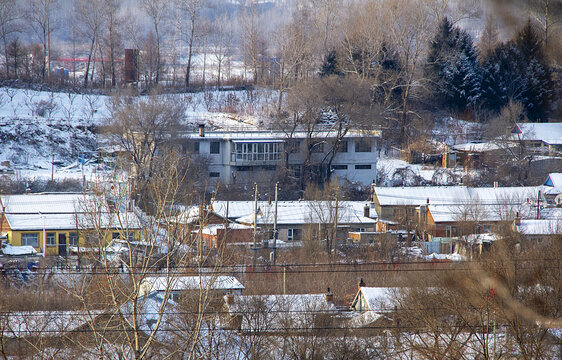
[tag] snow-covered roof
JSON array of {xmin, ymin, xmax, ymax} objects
[
  {"xmin": 2, "ymin": 310, "xmax": 104, "ymax": 338},
  {"xmin": 451, "ymin": 141, "xmax": 507, "ymax": 153},
  {"xmin": 225, "ymin": 293, "xmax": 337, "ymax": 331},
  {"xmin": 545, "ymin": 173, "xmax": 562, "ymax": 188},
  {"xmin": 357, "ymin": 287, "xmax": 394, "ymax": 311},
  {"xmin": 211, "ymin": 201, "xmax": 377, "ymax": 225},
  {"xmin": 516, "ymin": 219, "xmax": 562, "ymax": 236},
  {"xmin": 374, "ymin": 186, "xmax": 470, "ymax": 206},
  {"xmin": 462, "ymin": 233, "xmax": 499, "ymax": 244},
  {"xmin": 140, "ymin": 275, "xmax": 245, "ymax": 296},
  {"xmin": 540, "ymin": 207, "xmax": 562, "ymax": 220},
  {"xmin": 200, "ymin": 223, "xmax": 252, "ymax": 236},
  {"xmin": 182, "ymin": 129, "xmax": 381, "ymax": 140},
  {"xmin": 0, "ymin": 193, "xmax": 142, "ymax": 231},
  {"xmin": 1, "ymin": 193, "xmax": 91, "ymax": 213},
  {"xmin": 513, "ymin": 122, "xmax": 562, "ymax": 144},
  {"xmin": 374, "ymin": 186, "xmax": 542, "ymax": 207}
]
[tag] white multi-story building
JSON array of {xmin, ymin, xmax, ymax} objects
[{"xmin": 179, "ymin": 127, "xmax": 381, "ymax": 186}]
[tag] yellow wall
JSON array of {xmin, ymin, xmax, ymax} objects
[{"xmin": 8, "ymin": 229, "xmax": 141, "ymax": 256}]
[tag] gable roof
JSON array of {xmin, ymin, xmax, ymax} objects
[
  {"xmin": 211, "ymin": 201, "xmax": 377, "ymax": 225},
  {"xmin": 0, "ymin": 193, "xmax": 142, "ymax": 231},
  {"xmin": 140, "ymin": 275, "xmax": 245, "ymax": 295},
  {"xmin": 516, "ymin": 219, "xmax": 562, "ymax": 236},
  {"xmin": 224, "ymin": 293, "xmax": 337, "ymax": 331},
  {"xmin": 512, "ymin": 122, "xmax": 562, "ymax": 144},
  {"xmin": 374, "ymin": 186, "xmax": 541, "ymax": 208},
  {"xmin": 545, "ymin": 173, "xmax": 562, "ymax": 188}
]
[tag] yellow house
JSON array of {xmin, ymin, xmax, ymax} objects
[{"xmin": 0, "ymin": 193, "xmax": 142, "ymax": 256}]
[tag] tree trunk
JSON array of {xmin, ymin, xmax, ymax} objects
[
  {"xmin": 185, "ymin": 21, "xmax": 195, "ymax": 91},
  {"xmin": 84, "ymin": 37, "xmax": 96, "ymax": 88},
  {"xmin": 155, "ymin": 25, "xmax": 160, "ymax": 85}
]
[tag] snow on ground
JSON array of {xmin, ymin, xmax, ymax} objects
[
  {"xmin": 377, "ymin": 155, "xmax": 468, "ymax": 186},
  {"xmin": 0, "ymin": 87, "xmax": 277, "ymax": 181}
]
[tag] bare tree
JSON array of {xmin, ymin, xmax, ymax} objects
[
  {"xmin": 0, "ymin": 0, "xmax": 21, "ymax": 78},
  {"xmin": 25, "ymin": 0, "xmax": 57, "ymax": 81},
  {"xmin": 103, "ymin": 0, "xmax": 122, "ymax": 88},
  {"xmin": 105, "ymin": 90, "xmax": 186, "ymax": 196},
  {"xmin": 239, "ymin": 0, "xmax": 266, "ymax": 85},
  {"xmin": 177, "ymin": 0, "xmax": 204, "ymax": 90},
  {"xmin": 75, "ymin": 0, "xmax": 106, "ymax": 88},
  {"xmin": 210, "ymin": 13, "xmax": 230, "ymax": 89},
  {"xmin": 141, "ymin": 0, "xmax": 168, "ymax": 85}
]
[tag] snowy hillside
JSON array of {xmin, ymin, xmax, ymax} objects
[{"xmin": 0, "ymin": 87, "xmax": 274, "ymax": 180}]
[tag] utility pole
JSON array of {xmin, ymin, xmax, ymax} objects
[
  {"xmin": 273, "ymin": 182, "xmax": 278, "ymax": 265},
  {"xmin": 252, "ymin": 183, "xmax": 258, "ymax": 267},
  {"xmin": 333, "ymin": 194, "xmax": 338, "ymax": 256},
  {"xmin": 536, "ymin": 190, "xmax": 541, "ymax": 219}
]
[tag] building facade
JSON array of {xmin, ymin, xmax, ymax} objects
[{"xmin": 179, "ymin": 128, "xmax": 382, "ymax": 186}]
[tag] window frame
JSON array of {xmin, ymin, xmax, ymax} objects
[
  {"xmin": 355, "ymin": 140, "xmax": 372, "ymax": 152},
  {"xmin": 69, "ymin": 232, "xmax": 79, "ymax": 246},
  {"xmin": 355, "ymin": 164, "xmax": 372, "ymax": 170},
  {"xmin": 287, "ymin": 228, "xmax": 294, "ymax": 241},
  {"xmin": 46, "ymin": 232, "xmax": 56, "ymax": 246},
  {"xmin": 331, "ymin": 164, "xmax": 348, "ymax": 171},
  {"xmin": 21, "ymin": 233, "xmax": 39, "ymax": 248},
  {"xmin": 210, "ymin": 141, "xmax": 220, "ymax": 154}
]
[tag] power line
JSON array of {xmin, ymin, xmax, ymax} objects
[{"xmin": 3, "ymin": 264, "xmax": 559, "ymax": 277}]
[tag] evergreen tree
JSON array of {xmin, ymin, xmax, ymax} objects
[
  {"xmin": 480, "ymin": 21, "xmax": 553, "ymax": 121},
  {"xmin": 319, "ymin": 50, "xmax": 342, "ymax": 77},
  {"xmin": 426, "ymin": 17, "xmax": 482, "ymax": 112}
]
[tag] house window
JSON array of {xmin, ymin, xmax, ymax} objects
[
  {"xmin": 210, "ymin": 141, "xmax": 220, "ymax": 154},
  {"xmin": 21, "ymin": 233, "xmax": 39, "ymax": 247},
  {"xmin": 355, "ymin": 164, "xmax": 372, "ymax": 170},
  {"xmin": 112, "ymin": 232, "xmax": 120, "ymax": 240},
  {"xmin": 331, "ymin": 165, "xmax": 348, "ymax": 170},
  {"xmin": 210, "ymin": 172, "xmax": 220, "ymax": 178},
  {"xmin": 69, "ymin": 233, "xmax": 79, "ymax": 246},
  {"xmin": 355, "ymin": 140, "xmax": 372, "ymax": 152},
  {"xmin": 193, "ymin": 142, "xmax": 200, "ymax": 154},
  {"xmin": 287, "ymin": 228, "xmax": 295, "ymax": 241},
  {"xmin": 46, "ymin": 233, "xmax": 56, "ymax": 246},
  {"xmin": 234, "ymin": 142, "xmax": 281, "ymax": 162}
]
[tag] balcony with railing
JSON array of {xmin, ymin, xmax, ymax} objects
[{"xmin": 230, "ymin": 141, "xmax": 283, "ymax": 166}]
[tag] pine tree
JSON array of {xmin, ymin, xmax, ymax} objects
[
  {"xmin": 426, "ymin": 17, "xmax": 482, "ymax": 112},
  {"xmin": 480, "ymin": 21, "xmax": 553, "ymax": 121},
  {"xmin": 319, "ymin": 50, "xmax": 342, "ymax": 77}
]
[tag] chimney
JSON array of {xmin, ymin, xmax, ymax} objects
[
  {"xmin": 358, "ymin": 278, "xmax": 365, "ymax": 289},
  {"xmin": 226, "ymin": 291, "xmax": 234, "ymax": 305},
  {"xmin": 326, "ymin": 287, "xmax": 334, "ymax": 303},
  {"xmin": 364, "ymin": 204, "xmax": 370, "ymax": 218},
  {"xmin": 198, "ymin": 124, "xmax": 205, "ymax": 137},
  {"xmin": 426, "ymin": 197, "xmax": 429, "ymax": 204},
  {"xmin": 25, "ymin": 188, "xmax": 31, "ymax": 195}
]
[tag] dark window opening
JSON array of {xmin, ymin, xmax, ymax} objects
[
  {"xmin": 210, "ymin": 141, "xmax": 220, "ymax": 154},
  {"xmin": 355, "ymin": 164, "xmax": 372, "ymax": 170},
  {"xmin": 355, "ymin": 140, "xmax": 372, "ymax": 152}
]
